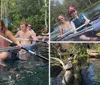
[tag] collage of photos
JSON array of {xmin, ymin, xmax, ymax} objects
[
  {"xmin": 0, "ymin": 0, "xmax": 100, "ymax": 85},
  {"xmin": 50, "ymin": 0, "xmax": 100, "ymax": 85}
]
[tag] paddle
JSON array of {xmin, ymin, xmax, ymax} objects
[
  {"xmin": 56, "ymin": 16, "xmax": 98, "ymax": 41},
  {"xmin": 3, "ymin": 18, "xmax": 19, "ymax": 30},
  {"xmin": 16, "ymin": 38, "xmax": 48, "ymax": 43},
  {"xmin": 0, "ymin": 46, "xmax": 20, "ymax": 52},
  {"xmin": 56, "ymin": 24, "xmax": 87, "ymax": 41},
  {"xmin": 0, "ymin": 35, "xmax": 49, "ymax": 61},
  {"xmin": 62, "ymin": 21, "xmax": 100, "ymax": 41}
]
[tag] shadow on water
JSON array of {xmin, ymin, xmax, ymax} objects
[{"xmin": 0, "ymin": 43, "xmax": 48, "ymax": 85}]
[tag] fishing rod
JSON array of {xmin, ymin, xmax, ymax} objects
[{"xmin": 0, "ymin": 35, "xmax": 49, "ymax": 61}]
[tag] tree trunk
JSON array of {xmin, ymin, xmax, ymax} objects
[
  {"xmin": 44, "ymin": 0, "xmax": 48, "ymax": 32},
  {"xmin": 83, "ymin": 0, "xmax": 88, "ymax": 8},
  {"xmin": 1, "ymin": 0, "xmax": 3, "ymax": 19},
  {"xmin": 88, "ymin": 0, "xmax": 92, "ymax": 4},
  {"xmin": 4, "ymin": 0, "xmax": 9, "ymax": 28},
  {"xmin": 38, "ymin": 0, "xmax": 41, "ymax": 8}
]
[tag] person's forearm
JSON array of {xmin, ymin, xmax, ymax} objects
[
  {"xmin": 32, "ymin": 35, "xmax": 38, "ymax": 41},
  {"xmin": 84, "ymin": 20, "xmax": 90, "ymax": 25},
  {"xmin": 70, "ymin": 21, "xmax": 77, "ymax": 33},
  {"xmin": 15, "ymin": 40, "xmax": 20, "ymax": 45},
  {"xmin": 59, "ymin": 28, "xmax": 63, "ymax": 36},
  {"xmin": 83, "ymin": 15, "xmax": 90, "ymax": 25}
]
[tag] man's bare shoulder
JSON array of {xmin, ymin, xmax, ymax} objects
[
  {"xmin": 15, "ymin": 30, "xmax": 23, "ymax": 35},
  {"xmin": 5, "ymin": 30, "xmax": 12, "ymax": 35},
  {"xmin": 5, "ymin": 30, "xmax": 13, "ymax": 38},
  {"xmin": 27, "ymin": 30, "xmax": 32, "ymax": 34}
]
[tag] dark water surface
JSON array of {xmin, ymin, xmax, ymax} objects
[
  {"xmin": 0, "ymin": 43, "xmax": 48, "ymax": 85},
  {"xmin": 82, "ymin": 59, "xmax": 100, "ymax": 85}
]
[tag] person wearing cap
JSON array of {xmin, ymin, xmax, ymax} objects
[
  {"xmin": 68, "ymin": 6, "xmax": 97, "ymax": 41},
  {"xmin": 57, "ymin": 15, "xmax": 75, "ymax": 38}
]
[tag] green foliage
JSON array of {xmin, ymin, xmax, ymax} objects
[
  {"xmin": 50, "ymin": 0, "xmax": 100, "ymax": 30},
  {"xmin": 50, "ymin": 43, "xmax": 100, "ymax": 64},
  {"xmin": 1, "ymin": 0, "xmax": 48, "ymax": 34},
  {"xmin": 73, "ymin": 60, "xmax": 78, "ymax": 64}
]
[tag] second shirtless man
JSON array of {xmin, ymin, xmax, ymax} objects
[{"xmin": 15, "ymin": 21, "xmax": 38, "ymax": 46}]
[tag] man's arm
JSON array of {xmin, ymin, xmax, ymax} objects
[
  {"xmin": 6, "ymin": 30, "xmax": 21, "ymax": 46},
  {"xmin": 30, "ymin": 31, "xmax": 38, "ymax": 41},
  {"xmin": 59, "ymin": 26, "xmax": 63, "ymax": 36},
  {"xmin": 70, "ymin": 21, "xmax": 77, "ymax": 33},
  {"xmin": 83, "ymin": 15, "xmax": 90, "ymax": 25}
]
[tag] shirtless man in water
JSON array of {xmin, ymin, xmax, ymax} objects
[
  {"xmin": 15, "ymin": 22, "xmax": 38, "ymax": 60},
  {"xmin": 15, "ymin": 21, "xmax": 38, "ymax": 46},
  {"xmin": 0, "ymin": 19, "xmax": 21, "ymax": 66},
  {"xmin": 57, "ymin": 15, "xmax": 75, "ymax": 38}
]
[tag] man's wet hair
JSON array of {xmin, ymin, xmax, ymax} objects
[{"xmin": 20, "ymin": 21, "xmax": 28, "ymax": 27}]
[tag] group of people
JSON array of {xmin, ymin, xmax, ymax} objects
[
  {"xmin": 0, "ymin": 20, "xmax": 38, "ymax": 66},
  {"xmin": 57, "ymin": 6, "xmax": 98, "ymax": 41}
]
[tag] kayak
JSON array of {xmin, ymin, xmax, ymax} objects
[
  {"xmin": 0, "ymin": 42, "xmax": 48, "ymax": 62},
  {"xmin": 61, "ymin": 21, "xmax": 100, "ymax": 41},
  {"xmin": 51, "ymin": 17, "xmax": 100, "ymax": 41},
  {"xmin": 0, "ymin": 44, "xmax": 34, "ymax": 61}
]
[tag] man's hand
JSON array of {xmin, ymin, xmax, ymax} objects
[{"xmin": 57, "ymin": 35, "xmax": 63, "ymax": 38}]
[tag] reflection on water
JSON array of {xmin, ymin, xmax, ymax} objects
[
  {"xmin": 82, "ymin": 60, "xmax": 100, "ymax": 85},
  {"xmin": 83, "ymin": 4, "xmax": 100, "ymax": 19},
  {"xmin": 51, "ymin": 75, "xmax": 63, "ymax": 85},
  {"xmin": 0, "ymin": 43, "xmax": 48, "ymax": 85},
  {"xmin": 92, "ymin": 60, "xmax": 100, "ymax": 83}
]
